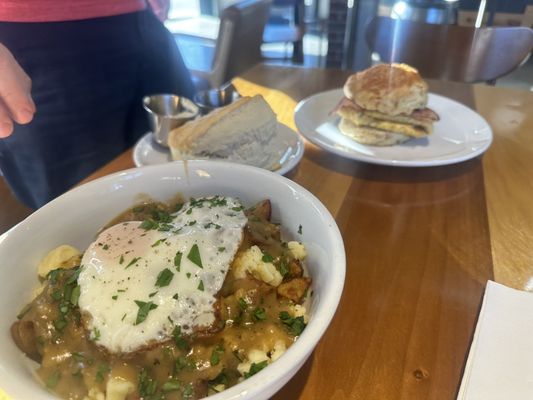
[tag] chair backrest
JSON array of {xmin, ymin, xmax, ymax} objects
[
  {"xmin": 366, "ymin": 16, "xmax": 533, "ymax": 83},
  {"xmin": 210, "ymin": 0, "xmax": 272, "ymax": 87}
]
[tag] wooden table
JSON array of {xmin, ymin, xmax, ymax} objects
[{"xmin": 2, "ymin": 64, "xmax": 533, "ymax": 399}]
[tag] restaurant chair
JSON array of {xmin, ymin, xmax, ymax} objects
[
  {"xmin": 184, "ymin": 0, "xmax": 272, "ymax": 90},
  {"xmin": 366, "ymin": 16, "xmax": 533, "ymax": 84}
]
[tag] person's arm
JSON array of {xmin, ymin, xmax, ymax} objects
[{"xmin": 0, "ymin": 43, "xmax": 35, "ymax": 138}]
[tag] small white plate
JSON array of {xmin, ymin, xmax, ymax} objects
[
  {"xmin": 294, "ymin": 89, "xmax": 493, "ymax": 167},
  {"xmin": 133, "ymin": 122, "xmax": 305, "ymax": 175}
]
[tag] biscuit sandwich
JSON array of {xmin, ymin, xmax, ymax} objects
[{"xmin": 336, "ymin": 63, "xmax": 439, "ymax": 146}]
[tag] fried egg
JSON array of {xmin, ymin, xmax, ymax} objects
[{"xmin": 78, "ymin": 196, "xmax": 247, "ymax": 353}]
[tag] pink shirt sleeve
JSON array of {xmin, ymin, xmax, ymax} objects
[{"xmin": 0, "ymin": 0, "xmax": 146, "ymax": 22}]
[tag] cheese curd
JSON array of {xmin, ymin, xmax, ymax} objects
[
  {"xmin": 291, "ymin": 304, "xmax": 309, "ymax": 323},
  {"xmin": 237, "ymin": 340, "xmax": 287, "ymax": 377},
  {"xmin": 38, "ymin": 244, "xmax": 81, "ymax": 278},
  {"xmin": 287, "ymin": 241, "xmax": 307, "ymax": 261},
  {"xmin": 105, "ymin": 377, "xmax": 135, "ymax": 400},
  {"xmin": 233, "ymin": 245, "xmax": 283, "ymax": 287}
]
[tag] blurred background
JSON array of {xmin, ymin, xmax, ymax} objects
[{"xmin": 166, "ymin": 0, "xmax": 533, "ymax": 91}]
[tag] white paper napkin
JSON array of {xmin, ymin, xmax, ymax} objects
[{"xmin": 458, "ymin": 280, "xmax": 533, "ymax": 399}]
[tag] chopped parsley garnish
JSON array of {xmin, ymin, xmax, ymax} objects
[
  {"xmin": 208, "ymin": 371, "xmax": 228, "ymax": 391},
  {"xmin": 151, "ymin": 238, "xmax": 166, "ymax": 247},
  {"xmin": 102, "ymin": 244, "xmax": 109, "ymax": 250},
  {"xmin": 204, "ymin": 222, "xmax": 221, "ymax": 229},
  {"xmin": 162, "ymin": 380, "xmax": 181, "ymax": 392},
  {"xmin": 174, "ymin": 251, "xmax": 182, "ymax": 271},
  {"xmin": 138, "ymin": 368, "xmax": 158, "ymax": 397},
  {"xmin": 261, "ymin": 252, "xmax": 274, "ymax": 263},
  {"xmin": 187, "ymin": 220, "xmax": 197, "ymax": 226},
  {"xmin": 46, "ymin": 370, "xmax": 61, "ymax": 388},
  {"xmin": 93, "ymin": 327, "xmax": 101, "ymax": 341},
  {"xmin": 187, "ymin": 244, "xmax": 203, "ymax": 268},
  {"xmin": 155, "ymin": 268, "xmax": 174, "ymax": 287},
  {"xmin": 172, "ymin": 326, "xmax": 189, "ymax": 350},
  {"xmin": 119, "ymin": 254, "xmax": 124, "ymax": 264},
  {"xmin": 47, "ymin": 269, "xmax": 61, "ymax": 284},
  {"xmin": 210, "ymin": 344, "xmax": 224, "ymax": 366},
  {"xmin": 158, "ymin": 223, "xmax": 173, "ymax": 232},
  {"xmin": 53, "ymin": 319, "xmax": 67, "ymax": 331},
  {"xmin": 218, "ymin": 246, "xmax": 226, "ymax": 252},
  {"xmin": 48, "ymin": 267, "xmax": 83, "ymax": 335},
  {"xmin": 95, "ymin": 363, "xmax": 110, "ymax": 383},
  {"xmin": 121, "ymin": 313, "xmax": 127, "ymax": 321},
  {"xmin": 182, "ymin": 383, "xmax": 194, "ymax": 398},
  {"xmin": 148, "ymin": 291, "xmax": 158, "ymax": 298},
  {"xmin": 51, "ymin": 289, "xmax": 62, "ymax": 301},
  {"xmin": 140, "ymin": 219, "xmax": 159, "ymax": 231},
  {"xmin": 197, "ymin": 280, "xmax": 204, "ymax": 291},
  {"xmin": 174, "ymin": 355, "xmax": 191, "ymax": 373},
  {"xmin": 279, "ymin": 311, "xmax": 307, "ymax": 336},
  {"xmin": 279, "ymin": 261, "xmax": 289, "ymax": 277},
  {"xmin": 189, "ymin": 196, "xmax": 227, "ymax": 209},
  {"xmin": 298, "ymin": 224, "xmax": 303, "ymax": 234},
  {"xmin": 134, "ymin": 301, "xmax": 158, "ymax": 325},
  {"xmin": 70, "ymin": 285, "xmax": 80, "ymax": 305},
  {"xmin": 244, "ymin": 361, "xmax": 268, "ymax": 378},
  {"xmin": 186, "ymin": 272, "xmax": 191, "ymax": 279},
  {"xmin": 231, "ymin": 205, "xmax": 244, "ymax": 211},
  {"xmin": 238, "ymin": 297, "xmax": 248, "ymax": 311},
  {"xmin": 125, "ymin": 257, "xmax": 141, "ymax": 269},
  {"xmin": 66, "ymin": 268, "xmax": 82, "ymax": 285},
  {"xmin": 252, "ymin": 307, "xmax": 267, "ymax": 321},
  {"xmin": 111, "ymin": 295, "xmax": 118, "ymax": 300},
  {"xmin": 151, "ymin": 208, "xmax": 172, "ymax": 223},
  {"xmin": 173, "ymin": 293, "xmax": 179, "ymax": 300}
]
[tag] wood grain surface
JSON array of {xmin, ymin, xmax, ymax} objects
[
  {"xmin": 1, "ymin": 64, "xmax": 532, "ymax": 399},
  {"xmin": 473, "ymin": 85, "xmax": 533, "ymax": 290}
]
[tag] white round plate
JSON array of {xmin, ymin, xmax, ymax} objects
[
  {"xmin": 133, "ymin": 122, "xmax": 305, "ymax": 175},
  {"xmin": 294, "ymin": 89, "xmax": 493, "ymax": 167}
]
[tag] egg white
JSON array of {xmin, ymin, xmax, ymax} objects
[{"xmin": 78, "ymin": 196, "xmax": 247, "ymax": 353}]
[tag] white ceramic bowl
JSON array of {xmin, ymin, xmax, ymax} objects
[{"xmin": 0, "ymin": 160, "xmax": 345, "ymax": 400}]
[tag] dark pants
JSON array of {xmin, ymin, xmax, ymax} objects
[{"xmin": 0, "ymin": 10, "xmax": 194, "ymax": 209}]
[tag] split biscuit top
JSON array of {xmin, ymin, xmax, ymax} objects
[{"xmin": 343, "ymin": 63, "xmax": 428, "ymax": 116}]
